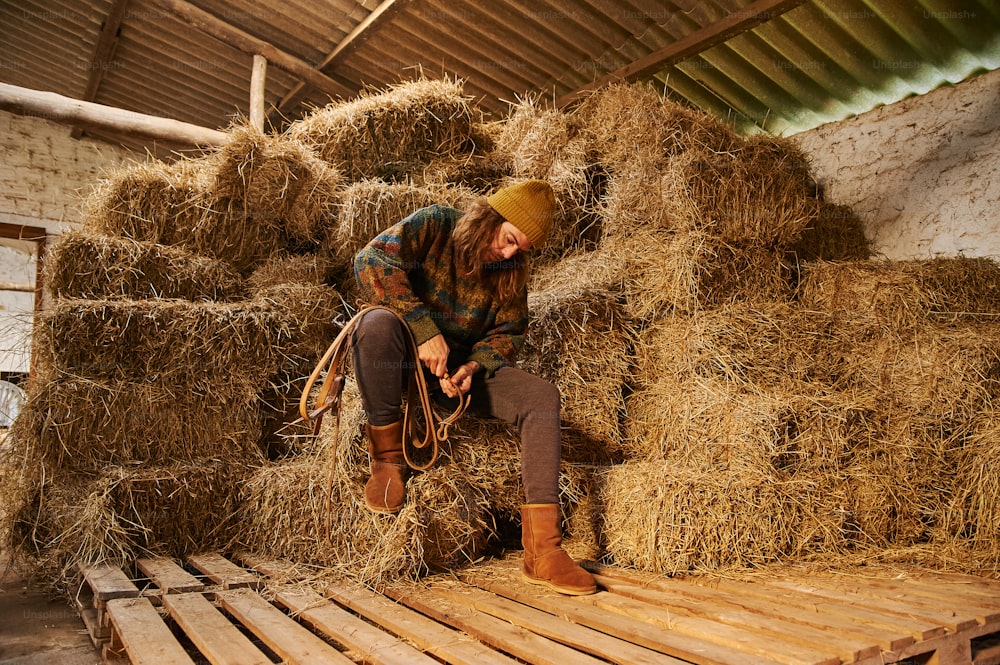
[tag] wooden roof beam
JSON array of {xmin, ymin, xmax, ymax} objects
[
  {"xmin": 72, "ymin": 0, "xmax": 131, "ymax": 139},
  {"xmin": 556, "ymin": 0, "xmax": 811, "ymax": 107},
  {"xmin": 151, "ymin": 0, "xmax": 354, "ymax": 104},
  {"xmin": 269, "ymin": 0, "xmax": 412, "ymax": 126},
  {"xmin": 0, "ymin": 82, "xmax": 228, "ymax": 147}
]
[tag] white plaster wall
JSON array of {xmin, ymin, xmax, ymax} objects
[
  {"xmin": 0, "ymin": 111, "xmax": 134, "ymax": 373},
  {"xmin": 792, "ymin": 68, "xmax": 1000, "ymax": 260}
]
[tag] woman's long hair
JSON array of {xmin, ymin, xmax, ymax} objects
[{"xmin": 453, "ymin": 198, "xmax": 530, "ymax": 304}]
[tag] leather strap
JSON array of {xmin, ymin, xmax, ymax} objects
[{"xmin": 300, "ymin": 304, "xmax": 470, "ymax": 473}]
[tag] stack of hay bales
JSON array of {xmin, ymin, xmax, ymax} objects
[
  {"xmin": 1, "ymin": 124, "xmax": 342, "ymax": 583},
  {"xmin": 5, "ymin": 75, "xmax": 999, "ymax": 591}
]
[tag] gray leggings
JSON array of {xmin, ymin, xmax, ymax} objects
[{"xmin": 351, "ymin": 308, "xmax": 561, "ymax": 504}]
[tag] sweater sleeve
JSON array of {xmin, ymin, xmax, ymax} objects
[
  {"xmin": 353, "ymin": 208, "xmax": 442, "ymax": 345},
  {"xmin": 466, "ymin": 286, "xmax": 528, "ymax": 377}
]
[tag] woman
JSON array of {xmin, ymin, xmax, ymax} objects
[{"xmin": 352, "ymin": 179, "xmax": 596, "ymax": 596}]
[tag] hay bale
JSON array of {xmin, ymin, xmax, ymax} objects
[
  {"xmin": 622, "ymin": 375, "xmax": 795, "ymax": 474},
  {"xmin": 417, "ymin": 153, "xmax": 510, "ymax": 194},
  {"xmin": 667, "ymin": 141, "xmax": 820, "ymax": 249},
  {"xmin": 572, "ymin": 82, "xmax": 740, "ymax": 172},
  {"xmin": 34, "ymin": 298, "xmax": 281, "ymax": 393},
  {"xmin": 10, "ymin": 376, "xmax": 264, "ymax": 470},
  {"xmin": 239, "ymin": 455, "xmax": 489, "ymax": 586},
  {"xmin": 246, "ymin": 252, "xmax": 340, "ymax": 291},
  {"xmin": 85, "ymin": 125, "xmax": 341, "ymax": 275},
  {"xmin": 630, "ymin": 303, "xmax": 843, "ymax": 391},
  {"xmin": 598, "ymin": 165, "xmax": 700, "ymax": 239},
  {"xmin": 44, "ymin": 230, "xmax": 244, "ymax": 301},
  {"xmin": 287, "ymin": 77, "xmax": 480, "ymax": 181},
  {"xmin": 838, "ymin": 320, "xmax": 1000, "ymax": 421},
  {"xmin": 843, "ymin": 416, "xmax": 958, "ymax": 548},
  {"xmin": 523, "ymin": 285, "xmax": 632, "ymax": 458},
  {"xmin": 10, "ymin": 461, "xmax": 248, "ymax": 583},
  {"xmin": 83, "ymin": 156, "xmax": 208, "ymax": 245},
  {"xmin": 208, "ymin": 123, "xmax": 341, "ymax": 248},
  {"xmin": 789, "ymin": 201, "xmax": 871, "ymax": 263},
  {"xmin": 332, "ymin": 179, "xmax": 476, "ymax": 267},
  {"xmin": 590, "ymin": 462, "xmax": 792, "ymax": 574},
  {"xmin": 797, "ymin": 257, "xmax": 1000, "ymax": 328}
]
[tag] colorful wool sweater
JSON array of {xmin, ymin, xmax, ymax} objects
[{"xmin": 354, "ymin": 204, "xmax": 529, "ymax": 377}]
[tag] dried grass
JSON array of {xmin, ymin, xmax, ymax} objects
[
  {"xmin": 523, "ymin": 283, "xmax": 633, "ymax": 458},
  {"xmin": 208, "ymin": 123, "xmax": 341, "ymax": 247},
  {"xmin": 789, "ymin": 201, "xmax": 872, "ymax": 263},
  {"xmin": 941, "ymin": 415, "xmax": 1000, "ymax": 561},
  {"xmin": 591, "ymin": 462, "xmax": 793, "ymax": 574},
  {"xmin": 84, "ymin": 125, "xmax": 340, "ymax": 274},
  {"xmin": 838, "ymin": 320, "xmax": 1000, "ymax": 420},
  {"xmin": 8, "ymin": 461, "xmax": 248, "ymax": 588},
  {"xmin": 287, "ymin": 77, "xmax": 480, "ymax": 181},
  {"xmin": 9, "ymin": 376, "xmax": 264, "ymax": 471},
  {"xmin": 572, "ymin": 82, "xmax": 740, "ymax": 172},
  {"xmin": 33, "ymin": 298, "xmax": 281, "ymax": 393},
  {"xmin": 668, "ymin": 139, "xmax": 820, "ymax": 249},
  {"xmin": 83, "ymin": 157, "xmax": 208, "ymax": 245},
  {"xmin": 44, "ymin": 231, "xmax": 243, "ymax": 301},
  {"xmin": 238, "ymin": 455, "xmax": 490, "ymax": 587},
  {"xmin": 246, "ymin": 252, "xmax": 339, "ymax": 291},
  {"xmin": 797, "ymin": 257, "xmax": 1000, "ymax": 329},
  {"xmin": 623, "ymin": 375, "xmax": 796, "ymax": 475}
]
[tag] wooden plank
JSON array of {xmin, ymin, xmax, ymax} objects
[
  {"xmin": 592, "ymin": 573, "xmax": 880, "ymax": 663},
  {"xmin": 277, "ymin": 587, "xmax": 439, "ymax": 665},
  {"xmin": 590, "ymin": 564, "xmax": 915, "ymax": 652},
  {"xmin": 325, "ymin": 581, "xmax": 520, "ymax": 665},
  {"xmin": 767, "ymin": 576, "xmax": 982, "ymax": 633},
  {"xmin": 187, "ymin": 553, "xmax": 259, "ymax": 589},
  {"xmin": 81, "ymin": 562, "xmax": 141, "ymax": 605},
  {"xmin": 105, "ymin": 596, "xmax": 195, "ymax": 665},
  {"xmin": 163, "ymin": 592, "xmax": 271, "ymax": 665},
  {"xmin": 216, "ymin": 588, "xmax": 353, "ymax": 665},
  {"xmin": 461, "ymin": 572, "xmax": 786, "ymax": 665},
  {"xmin": 434, "ymin": 581, "xmax": 686, "ymax": 665},
  {"xmin": 136, "ymin": 558, "xmax": 205, "ymax": 593},
  {"xmin": 583, "ymin": 588, "xmax": 840, "ymax": 665},
  {"xmin": 838, "ymin": 575, "xmax": 1000, "ymax": 617},
  {"xmin": 975, "ymin": 638, "xmax": 1000, "ymax": 665},
  {"xmin": 386, "ymin": 584, "xmax": 608, "ymax": 665}
]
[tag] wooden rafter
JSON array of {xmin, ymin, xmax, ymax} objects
[
  {"xmin": 270, "ymin": 0, "xmax": 412, "ymax": 124},
  {"xmin": 72, "ymin": 0, "xmax": 131, "ymax": 139},
  {"xmin": 556, "ymin": 0, "xmax": 811, "ymax": 107},
  {"xmin": 151, "ymin": 0, "xmax": 354, "ymax": 102}
]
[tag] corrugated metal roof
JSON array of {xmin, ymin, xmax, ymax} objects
[{"xmin": 1, "ymin": 0, "xmax": 998, "ymax": 149}]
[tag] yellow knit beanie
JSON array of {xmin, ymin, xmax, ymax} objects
[{"xmin": 486, "ymin": 179, "xmax": 556, "ymax": 248}]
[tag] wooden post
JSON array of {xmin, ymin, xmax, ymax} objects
[
  {"xmin": 0, "ymin": 83, "xmax": 228, "ymax": 146},
  {"xmin": 249, "ymin": 55, "xmax": 267, "ymax": 132}
]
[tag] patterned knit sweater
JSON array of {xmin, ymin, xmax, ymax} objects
[{"xmin": 354, "ymin": 204, "xmax": 528, "ymax": 377}]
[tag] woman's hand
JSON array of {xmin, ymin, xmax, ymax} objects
[
  {"xmin": 417, "ymin": 334, "xmax": 450, "ymax": 378},
  {"xmin": 439, "ymin": 361, "xmax": 480, "ymax": 398}
]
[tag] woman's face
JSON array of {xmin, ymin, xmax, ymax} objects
[{"xmin": 485, "ymin": 221, "xmax": 532, "ymax": 263}]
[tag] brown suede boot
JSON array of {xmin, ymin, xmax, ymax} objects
[
  {"xmin": 521, "ymin": 503, "xmax": 596, "ymax": 595},
  {"xmin": 364, "ymin": 421, "xmax": 408, "ymax": 513}
]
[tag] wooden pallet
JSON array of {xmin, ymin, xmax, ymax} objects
[{"xmin": 75, "ymin": 553, "xmax": 1000, "ymax": 665}]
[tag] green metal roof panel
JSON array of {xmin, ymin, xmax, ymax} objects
[{"xmin": 657, "ymin": 0, "xmax": 1000, "ymax": 135}]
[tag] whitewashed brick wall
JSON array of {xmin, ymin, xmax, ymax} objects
[
  {"xmin": 0, "ymin": 111, "xmax": 132, "ymax": 374},
  {"xmin": 0, "ymin": 110, "xmax": 132, "ymax": 232},
  {"xmin": 792, "ymin": 68, "xmax": 1000, "ymax": 260}
]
